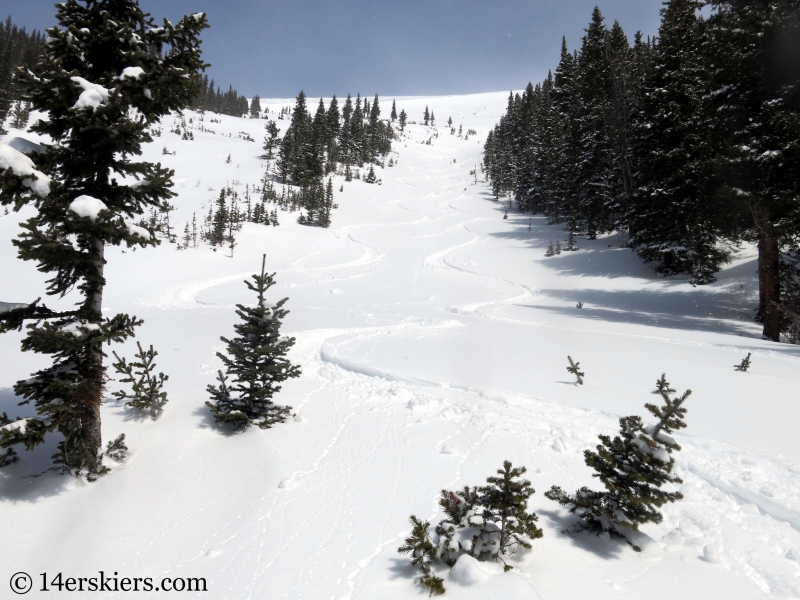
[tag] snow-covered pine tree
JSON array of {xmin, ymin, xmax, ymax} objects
[
  {"xmin": 545, "ymin": 375, "xmax": 690, "ymax": 550},
  {"xmin": 399, "ymin": 461, "xmax": 542, "ymax": 594},
  {"xmin": 249, "ymin": 94, "xmax": 261, "ymax": 118},
  {"xmin": 111, "ymin": 342, "xmax": 169, "ymax": 419},
  {"xmin": 703, "ymin": 0, "xmax": 800, "ymax": 342},
  {"xmin": 364, "ymin": 165, "xmax": 377, "ymax": 184},
  {"xmin": 629, "ymin": 0, "xmax": 727, "ymax": 284},
  {"xmin": 0, "ymin": 1, "xmax": 207, "ymax": 478},
  {"xmin": 206, "ymin": 255, "xmax": 301, "ymax": 431},
  {"xmin": 262, "ymin": 120, "xmax": 279, "ymax": 159}
]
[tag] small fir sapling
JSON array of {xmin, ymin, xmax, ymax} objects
[
  {"xmin": 566, "ymin": 230, "xmax": 578, "ymax": 251},
  {"xmin": 567, "ymin": 356, "xmax": 584, "ymax": 385},
  {"xmin": 364, "ymin": 165, "xmax": 377, "ymax": 184},
  {"xmin": 545, "ymin": 374, "xmax": 690, "ymax": 551},
  {"xmin": 226, "ymin": 154, "xmax": 231, "ymax": 163},
  {"xmin": 111, "ymin": 342, "xmax": 169, "ymax": 419},
  {"xmin": 734, "ymin": 352, "xmax": 752, "ymax": 372},
  {"xmin": 555, "ymin": 240, "xmax": 562, "ymax": 255},
  {"xmin": 576, "ymin": 302, "xmax": 584, "ymax": 309},
  {"xmin": 206, "ymin": 255, "xmax": 301, "ymax": 431},
  {"xmin": 545, "ymin": 242, "xmax": 556, "ymax": 257},
  {"xmin": 398, "ymin": 461, "xmax": 542, "ymax": 595},
  {"xmin": 397, "ymin": 516, "xmax": 445, "ymax": 596}
]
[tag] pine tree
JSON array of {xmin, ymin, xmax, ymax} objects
[
  {"xmin": 566, "ymin": 356, "xmax": 584, "ymax": 384},
  {"xmin": 734, "ymin": 352, "xmax": 752, "ymax": 372},
  {"xmin": 703, "ymin": 0, "xmax": 800, "ymax": 341},
  {"xmin": 364, "ymin": 165, "xmax": 377, "ymax": 184},
  {"xmin": 206, "ymin": 255, "xmax": 301, "ymax": 431},
  {"xmin": 399, "ymin": 109, "xmax": 407, "ymax": 131},
  {"xmin": 390, "ymin": 99, "xmax": 397, "ymax": 122},
  {"xmin": 397, "ymin": 516, "xmax": 445, "ymax": 596},
  {"xmin": 263, "ymin": 120, "xmax": 279, "ymax": 158},
  {"xmin": 0, "ymin": 2, "xmax": 207, "ymax": 477},
  {"xmin": 630, "ymin": 0, "xmax": 727, "ymax": 284},
  {"xmin": 249, "ymin": 94, "xmax": 261, "ymax": 118},
  {"xmin": 424, "ymin": 106, "xmax": 430, "ymax": 126},
  {"xmin": 111, "ymin": 342, "xmax": 169, "ymax": 419},
  {"xmin": 546, "ymin": 375, "xmax": 690, "ymax": 549}
]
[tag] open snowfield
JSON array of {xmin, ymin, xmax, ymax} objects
[{"xmin": 2, "ymin": 92, "xmax": 800, "ymax": 599}]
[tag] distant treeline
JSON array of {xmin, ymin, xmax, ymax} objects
[
  {"xmin": 190, "ymin": 75, "xmax": 253, "ymax": 117},
  {"xmin": 484, "ymin": 1, "xmax": 800, "ymax": 343},
  {"xmin": 0, "ymin": 16, "xmax": 44, "ymax": 128}
]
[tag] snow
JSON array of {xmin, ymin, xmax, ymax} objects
[
  {"xmin": 0, "ymin": 143, "xmax": 51, "ymax": 196},
  {"xmin": 125, "ymin": 221, "xmax": 151, "ymax": 239},
  {"xmin": 1, "ymin": 93, "xmax": 799, "ymax": 600},
  {"xmin": 70, "ymin": 76, "xmax": 110, "ymax": 110},
  {"xmin": 60, "ymin": 321, "xmax": 101, "ymax": 336},
  {"xmin": 119, "ymin": 66, "xmax": 145, "ymax": 80},
  {"xmin": 68, "ymin": 195, "xmax": 107, "ymax": 220}
]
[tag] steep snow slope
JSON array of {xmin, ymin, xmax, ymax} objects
[{"xmin": 1, "ymin": 92, "xmax": 799, "ymax": 599}]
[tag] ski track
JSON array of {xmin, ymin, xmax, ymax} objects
[{"xmin": 3, "ymin": 96, "xmax": 799, "ymax": 600}]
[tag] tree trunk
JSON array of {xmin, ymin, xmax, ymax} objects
[
  {"xmin": 82, "ymin": 238, "xmax": 106, "ymax": 450},
  {"xmin": 758, "ymin": 232, "xmax": 781, "ymax": 342}
]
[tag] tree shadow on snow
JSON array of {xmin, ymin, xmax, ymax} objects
[
  {"xmin": 0, "ymin": 388, "xmax": 74, "ymax": 502},
  {"xmin": 190, "ymin": 404, "xmax": 241, "ymax": 437},
  {"xmin": 539, "ymin": 509, "xmax": 626, "ymax": 560}
]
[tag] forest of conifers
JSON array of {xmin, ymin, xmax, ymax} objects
[{"xmin": 484, "ymin": 1, "xmax": 800, "ymax": 343}]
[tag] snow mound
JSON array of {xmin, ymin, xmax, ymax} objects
[
  {"xmin": 448, "ymin": 555, "xmax": 502, "ymax": 586},
  {"xmin": 119, "ymin": 66, "xmax": 145, "ymax": 80},
  {"xmin": 71, "ymin": 76, "xmax": 110, "ymax": 110},
  {"xmin": 69, "ymin": 195, "xmax": 108, "ymax": 220},
  {"xmin": 0, "ymin": 143, "xmax": 51, "ymax": 196}
]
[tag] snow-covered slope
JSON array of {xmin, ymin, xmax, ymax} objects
[{"xmin": 1, "ymin": 92, "xmax": 799, "ymax": 599}]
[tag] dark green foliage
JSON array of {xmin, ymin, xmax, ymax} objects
[
  {"xmin": 262, "ymin": 120, "xmax": 279, "ymax": 158},
  {"xmin": 546, "ymin": 375, "xmax": 690, "ymax": 549},
  {"xmin": 105, "ymin": 433, "xmax": 128, "ymax": 463},
  {"xmin": 484, "ymin": 1, "xmax": 800, "ymax": 342},
  {"xmin": 0, "ymin": 0, "xmax": 206, "ymax": 477},
  {"xmin": 206, "ymin": 255, "xmax": 301, "ymax": 431},
  {"xmin": 249, "ymin": 94, "xmax": 261, "ymax": 117},
  {"xmin": 191, "ymin": 77, "xmax": 249, "ymax": 117},
  {"xmin": 112, "ymin": 342, "xmax": 169, "ymax": 418},
  {"xmin": 566, "ymin": 356, "xmax": 584, "ymax": 385},
  {"xmin": 363, "ymin": 165, "xmax": 377, "ymax": 184},
  {"xmin": 397, "ymin": 516, "xmax": 445, "ymax": 596},
  {"xmin": 399, "ymin": 109, "xmax": 407, "ymax": 131},
  {"xmin": 390, "ymin": 99, "xmax": 397, "ymax": 122},
  {"xmin": 734, "ymin": 352, "xmax": 752, "ymax": 372}
]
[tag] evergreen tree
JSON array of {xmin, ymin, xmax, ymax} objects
[
  {"xmin": 424, "ymin": 105, "xmax": 430, "ymax": 126},
  {"xmin": 0, "ymin": 1, "xmax": 207, "ymax": 477},
  {"xmin": 703, "ymin": 0, "xmax": 800, "ymax": 341},
  {"xmin": 249, "ymin": 94, "xmax": 261, "ymax": 118},
  {"xmin": 390, "ymin": 98, "xmax": 397, "ymax": 122},
  {"xmin": 111, "ymin": 342, "xmax": 169, "ymax": 418},
  {"xmin": 263, "ymin": 119, "xmax": 279, "ymax": 158},
  {"xmin": 630, "ymin": 0, "xmax": 727, "ymax": 284},
  {"xmin": 546, "ymin": 375, "xmax": 690, "ymax": 550},
  {"xmin": 399, "ymin": 109, "xmax": 407, "ymax": 131},
  {"xmin": 206, "ymin": 255, "xmax": 301, "ymax": 431}
]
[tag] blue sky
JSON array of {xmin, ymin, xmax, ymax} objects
[{"xmin": 7, "ymin": 0, "xmax": 663, "ymax": 97}]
